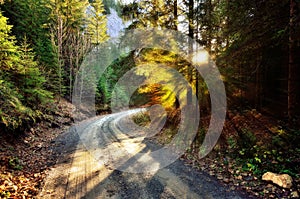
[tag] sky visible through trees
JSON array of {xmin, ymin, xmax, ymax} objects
[
  {"xmin": 0, "ymin": 0, "xmax": 299, "ymax": 136},
  {"xmin": 0, "ymin": 0, "xmax": 300, "ymax": 198}
]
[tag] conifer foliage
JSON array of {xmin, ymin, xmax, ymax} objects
[
  {"xmin": 87, "ymin": 0, "xmax": 108, "ymax": 45},
  {"xmin": 0, "ymin": 0, "xmax": 109, "ymax": 132},
  {"xmin": 0, "ymin": 12, "xmax": 52, "ymax": 131}
]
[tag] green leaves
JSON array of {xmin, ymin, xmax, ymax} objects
[
  {"xmin": 0, "ymin": 11, "xmax": 53, "ymax": 132},
  {"xmin": 87, "ymin": 0, "xmax": 108, "ymax": 45},
  {"xmin": 8, "ymin": 157, "xmax": 23, "ymax": 171}
]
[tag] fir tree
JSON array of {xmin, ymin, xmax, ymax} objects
[
  {"xmin": 87, "ymin": 0, "xmax": 108, "ymax": 46},
  {"xmin": 0, "ymin": 11, "xmax": 52, "ymax": 131}
]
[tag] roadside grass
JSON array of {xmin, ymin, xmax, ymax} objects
[{"xmin": 132, "ymin": 111, "xmax": 151, "ymax": 127}]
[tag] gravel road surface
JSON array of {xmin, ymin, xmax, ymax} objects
[{"xmin": 38, "ymin": 109, "xmax": 254, "ymax": 199}]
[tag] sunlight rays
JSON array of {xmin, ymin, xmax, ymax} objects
[{"xmin": 192, "ymin": 50, "xmax": 209, "ymax": 66}]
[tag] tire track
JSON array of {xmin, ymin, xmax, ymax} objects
[{"xmin": 39, "ymin": 109, "xmax": 254, "ymax": 199}]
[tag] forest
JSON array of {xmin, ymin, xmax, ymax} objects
[{"xmin": 0, "ymin": 0, "xmax": 299, "ymax": 198}]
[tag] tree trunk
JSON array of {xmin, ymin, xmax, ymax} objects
[
  {"xmin": 188, "ymin": 0, "xmax": 194, "ymax": 39},
  {"xmin": 174, "ymin": 0, "xmax": 178, "ymax": 30},
  {"xmin": 288, "ymin": 0, "xmax": 299, "ymax": 123},
  {"xmin": 206, "ymin": 0, "xmax": 212, "ymax": 54},
  {"xmin": 58, "ymin": 16, "xmax": 63, "ymax": 98},
  {"xmin": 188, "ymin": 0, "xmax": 194, "ymax": 105}
]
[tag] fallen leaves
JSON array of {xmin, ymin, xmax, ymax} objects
[
  {"xmin": 178, "ymin": 109, "xmax": 300, "ymax": 199},
  {"xmin": 0, "ymin": 171, "xmax": 45, "ymax": 198},
  {"xmin": 0, "ymin": 98, "xmax": 74, "ymax": 198}
]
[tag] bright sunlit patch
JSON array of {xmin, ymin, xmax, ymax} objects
[
  {"xmin": 192, "ymin": 50, "xmax": 209, "ymax": 65},
  {"xmin": 119, "ymin": 0, "xmax": 138, "ymax": 5},
  {"xmin": 69, "ymin": 166, "xmax": 82, "ymax": 173},
  {"xmin": 123, "ymin": 138, "xmax": 146, "ymax": 154},
  {"xmin": 220, "ymin": 75, "xmax": 226, "ymax": 81}
]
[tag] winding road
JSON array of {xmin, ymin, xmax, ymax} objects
[{"xmin": 38, "ymin": 109, "xmax": 253, "ymax": 199}]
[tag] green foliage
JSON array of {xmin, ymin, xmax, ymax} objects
[
  {"xmin": 193, "ymin": 128, "xmax": 206, "ymax": 148},
  {"xmin": 136, "ymin": 48, "xmax": 196, "ymax": 110},
  {"xmin": 160, "ymin": 128, "xmax": 176, "ymax": 144},
  {"xmin": 285, "ymin": 129, "xmax": 300, "ymax": 147},
  {"xmin": 227, "ymin": 135, "xmax": 238, "ymax": 150},
  {"xmin": 0, "ymin": 11, "xmax": 18, "ymax": 66},
  {"xmin": 271, "ymin": 135, "xmax": 285, "ymax": 148},
  {"xmin": 238, "ymin": 129, "xmax": 256, "ymax": 151},
  {"xmin": 96, "ymin": 51, "xmax": 135, "ymax": 109},
  {"xmin": 1, "ymin": 0, "xmax": 57, "ymax": 90},
  {"xmin": 47, "ymin": 35, "xmax": 66, "ymax": 96},
  {"xmin": 241, "ymin": 158, "xmax": 262, "ymax": 175},
  {"xmin": 18, "ymin": 38, "xmax": 53, "ymax": 107},
  {"xmin": 8, "ymin": 157, "xmax": 23, "ymax": 170},
  {"xmin": 132, "ymin": 111, "xmax": 151, "ymax": 127},
  {"xmin": 87, "ymin": 0, "xmax": 108, "ymax": 45},
  {"xmin": 122, "ymin": 0, "xmax": 178, "ymax": 29},
  {"xmin": 47, "ymin": 0, "xmax": 109, "ymax": 98},
  {"xmin": 232, "ymin": 139, "xmax": 300, "ymax": 178},
  {"xmin": 102, "ymin": 0, "xmax": 121, "ymax": 14},
  {"xmin": 0, "ymin": 11, "xmax": 52, "ymax": 131}
]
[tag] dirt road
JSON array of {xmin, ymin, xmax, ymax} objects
[{"xmin": 38, "ymin": 109, "xmax": 253, "ymax": 199}]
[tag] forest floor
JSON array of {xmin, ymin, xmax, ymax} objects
[
  {"xmin": 0, "ymin": 99, "xmax": 75, "ymax": 198},
  {"xmin": 177, "ymin": 109, "xmax": 300, "ymax": 199},
  {"xmin": 0, "ymin": 100, "xmax": 299, "ymax": 198}
]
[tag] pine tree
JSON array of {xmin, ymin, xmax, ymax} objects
[
  {"xmin": 17, "ymin": 37, "xmax": 53, "ymax": 108},
  {"xmin": 48, "ymin": 0, "xmax": 91, "ymax": 99},
  {"xmin": 87, "ymin": 0, "xmax": 108, "ymax": 46},
  {"xmin": 1, "ymin": 0, "xmax": 56, "ymax": 81},
  {"xmin": 0, "ymin": 11, "xmax": 52, "ymax": 131},
  {"xmin": 122, "ymin": 0, "xmax": 179, "ymax": 29},
  {"xmin": 0, "ymin": 11, "xmax": 20, "ymax": 130}
]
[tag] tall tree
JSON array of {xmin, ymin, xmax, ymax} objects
[
  {"xmin": 1, "ymin": 0, "xmax": 58, "ymax": 92},
  {"xmin": 173, "ymin": 0, "xmax": 178, "ymax": 30},
  {"xmin": 122, "ymin": 0, "xmax": 179, "ymax": 29},
  {"xmin": 288, "ymin": 0, "xmax": 300, "ymax": 123},
  {"xmin": 48, "ymin": 0, "xmax": 94, "ymax": 99},
  {"xmin": 87, "ymin": 0, "xmax": 108, "ymax": 46},
  {"xmin": 0, "ymin": 11, "xmax": 52, "ymax": 131}
]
